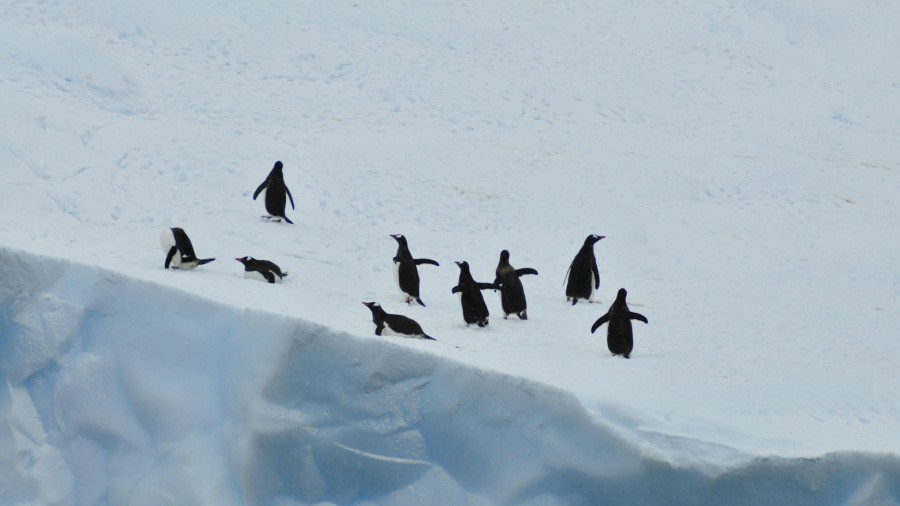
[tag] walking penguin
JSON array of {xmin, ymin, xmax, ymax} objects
[
  {"xmin": 565, "ymin": 234, "xmax": 604, "ymax": 305},
  {"xmin": 493, "ymin": 250, "xmax": 538, "ymax": 320},
  {"xmin": 253, "ymin": 161, "xmax": 295, "ymax": 224},
  {"xmin": 235, "ymin": 256, "xmax": 288, "ymax": 283},
  {"xmin": 590, "ymin": 288, "xmax": 648, "ymax": 358},
  {"xmin": 160, "ymin": 227, "xmax": 215, "ymax": 270},
  {"xmin": 390, "ymin": 234, "xmax": 439, "ymax": 306},
  {"xmin": 362, "ymin": 302, "xmax": 436, "ymax": 340},
  {"xmin": 451, "ymin": 261, "xmax": 496, "ymax": 327}
]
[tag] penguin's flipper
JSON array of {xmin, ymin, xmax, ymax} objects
[
  {"xmin": 282, "ymin": 215, "xmax": 294, "ymax": 225},
  {"xmin": 477, "ymin": 282, "xmax": 498, "ymax": 291},
  {"xmin": 451, "ymin": 286, "xmax": 461, "ymax": 294},
  {"xmin": 165, "ymin": 247, "xmax": 177, "ymax": 269},
  {"xmin": 252, "ymin": 180, "xmax": 268, "ymax": 200},
  {"xmin": 262, "ymin": 271, "xmax": 276, "ymax": 283},
  {"xmin": 630, "ymin": 312, "xmax": 649, "ymax": 324},
  {"xmin": 516, "ymin": 268, "xmax": 539, "ymax": 277},
  {"xmin": 415, "ymin": 258, "xmax": 440, "ymax": 266},
  {"xmin": 197, "ymin": 258, "xmax": 215, "ymax": 266},
  {"xmin": 375, "ymin": 323, "xmax": 385, "ymax": 336},
  {"xmin": 590, "ymin": 313, "xmax": 610, "ymax": 333},
  {"xmin": 416, "ymin": 298, "xmax": 426, "ymax": 307},
  {"xmin": 591, "ymin": 260, "xmax": 600, "ymax": 289},
  {"xmin": 286, "ymin": 186, "xmax": 295, "ymax": 209}
]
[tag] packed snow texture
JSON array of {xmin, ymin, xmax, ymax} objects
[{"xmin": 1, "ymin": 0, "xmax": 899, "ymax": 504}]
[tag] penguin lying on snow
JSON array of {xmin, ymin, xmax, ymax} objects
[
  {"xmin": 253, "ymin": 161, "xmax": 295, "ymax": 224},
  {"xmin": 591, "ymin": 288, "xmax": 648, "ymax": 359},
  {"xmin": 362, "ymin": 302, "xmax": 435, "ymax": 340},
  {"xmin": 494, "ymin": 249, "xmax": 538, "ymax": 320},
  {"xmin": 390, "ymin": 234, "xmax": 439, "ymax": 306},
  {"xmin": 235, "ymin": 256, "xmax": 288, "ymax": 283},
  {"xmin": 160, "ymin": 227, "xmax": 215, "ymax": 270},
  {"xmin": 451, "ymin": 261, "xmax": 496, "ymax": 327},
  {"xmin": 565, "ymin": 234, "xmax": 604, "ymax": 305}
]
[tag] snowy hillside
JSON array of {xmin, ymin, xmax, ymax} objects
[{"xmin": 2, "ymin": 0, "xmax": 899, "ymax": 504}]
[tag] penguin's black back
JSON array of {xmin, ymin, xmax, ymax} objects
[
  {"xmin": 566, "ymin": 235, "xmax": 602, "ymax": 301},
  {"xmin": 495, "ymin": 251, "xmax": 527, "ymax": 317},
  {"xmin": 592, "ymin": 288, "xmax": 648, "ymax": 358},
  {"xmin": 171, "ymin": 227, "xmax": 198, "ymax": 261},
  {"xmin": 454, "ymin": 262, "xmax": 491, "ymax": 326}
]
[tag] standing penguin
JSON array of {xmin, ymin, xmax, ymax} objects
[
  {"xmin": 253, "ymin": 161, "xmax": 295, "ymax": 224},
  {"xmin": 494, "ymin": 250, "xmax": 539, "ymax": 320},
  {"xmin": 160, "ymin": 227, "xmax": 215, "ymax": 270},
  {"xmin": 235, "ymin": 256, "xmax": 288, "ymax": 283},
  {"xmin": 590, "ymin": 288, "xmax": 648, "ymax": 359},
  {"xmin": 390, "ymin": 234, "xmax": 439, "ymax": 306},
  {"xmin": 362, "ymin": 302, "xmax": 436, "ymax": 340},
  {"xmin": 565, "ymin": 234, "xmax": 605, "ymax": 305},
  {"xmin": 451, "ymin": 261, "xmax": 496, "ymax": 327}
]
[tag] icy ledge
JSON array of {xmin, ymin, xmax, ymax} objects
[{"xmin": 1, "ymin": 246, "xmax": 898, "ymax": 505}]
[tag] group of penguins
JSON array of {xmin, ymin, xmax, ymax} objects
[{"xmin": 160, "ymin": 161, "xmax": 650, "ymax": 359}]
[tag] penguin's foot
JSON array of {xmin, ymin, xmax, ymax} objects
[
  {"xmin": 517, "ymin": 311, "xmax": 528, "ymax": 320},
  {"xmin": 503, "ymin": 314, "xmax": 509, "ymax": 320},
  {"xmin": 477, "ymin": 320, "xmax": 489, "ymax": 327}
]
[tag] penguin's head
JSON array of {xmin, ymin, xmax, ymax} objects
[
  {"xmin": 499, "ymin": 250, "xmax": 510, "ymax": 263},
  {"xmin": 362, "ymin": 301, "xmax": 383, "ymax": 314},
  {"xmin": 389, "ymin": 234, "xmax": 407, "ymax": 246},
  {"xmin": 616, "ymin": 288, "xmax": 628, "ymax": 301},
  {"xmin": 585, "ymin": 234, "xmax": 605, "ymax": 245},
  {"xmin": 273, "ymin": 161, "xmax": 283, "ymax": 170},
  {"xmin": 454, "ymin": 261, "xmax": 470, "ymax": 272},
  {"xmin": 235, "ymin": 256, "xmax": 254, "ymax": 265}
]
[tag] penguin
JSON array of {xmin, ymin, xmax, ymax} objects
[
  {"xmin": 390, "ymin": 234, "xmax": 439, "ymax": 306},
  {"xmin": 493, "ymin": 250, "xmax": 539, "ymax": 320},
  {"xmin": 590, "ymin": 288, "xmax": 648, "ymax": 359},
  {"xmin": 159, "ymin": 227, "xmax": 215, "ymax": 270},
  {"xmin": 565, "ymin": 234, "xmax": 605, "ymax": 305},
  {"xmin": 253, "ymin": 160, "xmax": 295, "ymax": 224},
  {"xmin": 451, "ymin": 261, "xmax": 497, "ymax": 327},
  {"xmin": 235, "ymin": 256, "xmax": 288, "ymax": 283},
  {"xmin": 362, "ymin": 302, "xmax": 436, "ymax": 340}
]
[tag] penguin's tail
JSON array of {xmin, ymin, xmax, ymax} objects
[
  {"xmin": 197, "ymin": 258, "xmax": 215, "ymax": 265},
  {"xmin": 282, "ymin": 216, "xmax": 294, "ymax": 224},
  {"xmin": 421, "ymin": 334, "xmax": 436, "ymax": 341},
  {"xmin": 282, "ymin": 272, "xmax": 289, "ymax": 277},
  {"xmin": 415, "ymin": 298, "xmax": 426, "ymax": 307}
]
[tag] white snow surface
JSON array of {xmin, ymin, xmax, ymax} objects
[{"xmin": 2, "ymin": 0, "xmax": 899, "ymax": 504}]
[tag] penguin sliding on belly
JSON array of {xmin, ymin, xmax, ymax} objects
[
  {"xmin": 362, "ymin": 302, "xmax": 435, "ymax": 340},
  {"xmin": 591, "ymin": 288, "xmax": 648, "ymax": 359},
  {"xmin": 565, "ymin": 234, "xmax": 605, "ymax": 305},
  {"xmin": 390, "ymin": 234, "xmax": 439, "ymax": 306},
  {"xmin": 494, "ymin": 250, "xmax": 538, "ymax": 320},
  {"xmin": 253, "ymin": 161, "xmax": 295, "ymax": 224},
  {"xmin": 235, "ymin": 256, "xmax": 288, "ymax": 283},
  {"xmin": 160, "ymin": 227, "xmax": 215, "ymax": 270},
  {"xmin": 452, "ymin": 261, "xmax": 497, "ymax": 327}
]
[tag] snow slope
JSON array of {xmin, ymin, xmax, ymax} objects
[{"xmin": 1, "ymin": 0, "xmax": 899, "ymax": 504}]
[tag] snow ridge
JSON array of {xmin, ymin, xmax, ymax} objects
[{"xmin": 3, "ymin": 247, "xmax": 899, "ymax": 505}]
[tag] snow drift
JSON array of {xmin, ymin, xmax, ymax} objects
[{"xmin": 3, "ymin": 247, "xmax": 899, "ymax": 505}]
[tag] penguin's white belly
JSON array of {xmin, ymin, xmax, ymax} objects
[
  {"xmin": 244, "ymin": 270, "xmax": 282, "ymax": 283},
  {"xmin": 160, "ymin": 229, "xmax": 176, "ymax": 253}
]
